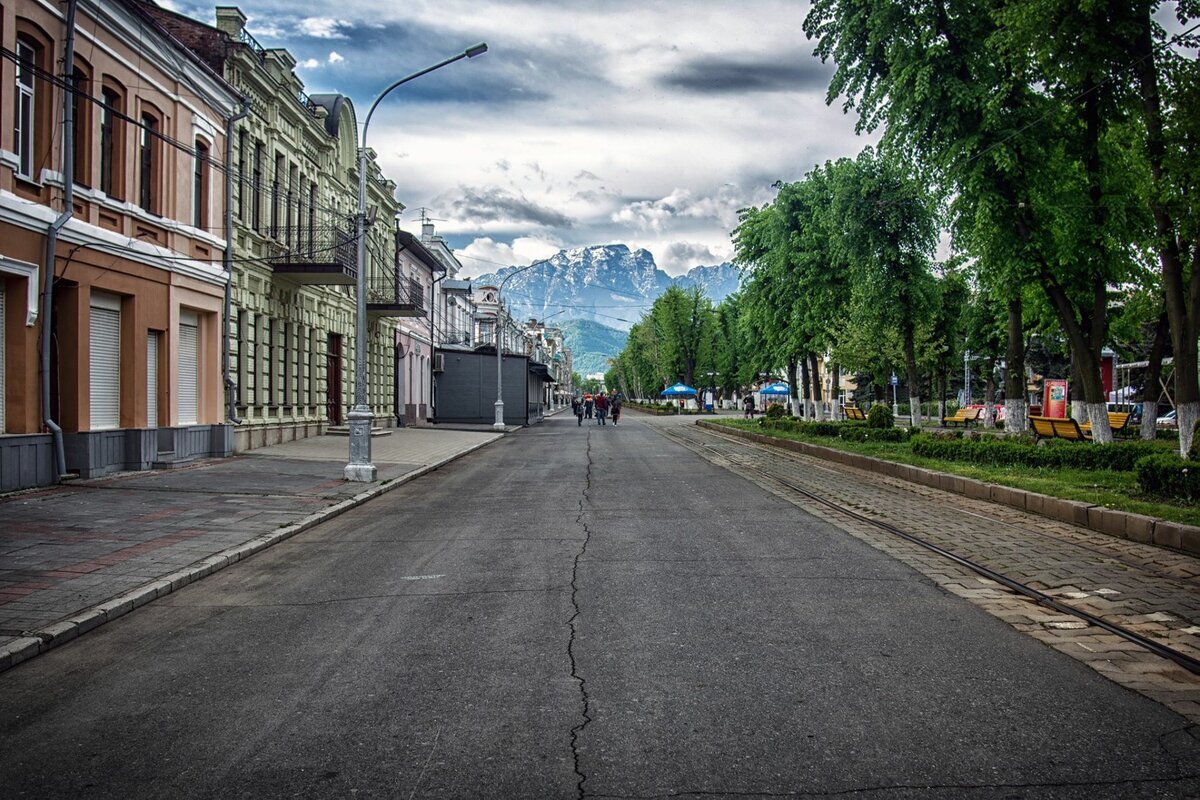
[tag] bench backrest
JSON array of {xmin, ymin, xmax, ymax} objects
[
  {"xmin": 1030, "ymin": 416, "xmax": 1058, "ymax": 438},
  {"xmin": 845, "ymin": 406, "xmax": 866, "ymax": 420},
  {"xmin": 1048, "ymin": 417, "xmax": 1085, "ymax": 439},
  {"xmin": 1108, "ymin": 411, "xmax": 1131, "ymax": 430}
]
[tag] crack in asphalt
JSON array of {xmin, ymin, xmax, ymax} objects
[{"xmin": 568, "ymin": 430, "xmax": 595, "ymax": 799}]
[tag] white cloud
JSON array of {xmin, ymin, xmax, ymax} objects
[
  {"xmin": 298, "ymin": 17, "xmax": 350, "ymax": 39},
  {"xmin": 297, "ymin": 58, "xmax": 321, "ymax": 69},
  {"xmin": 328, "ymin": 51, "xmax": 345, "ymax": 64},
  {"xmin": 455, "ymin": 236, "xmax": 563, "ymax": 274}
]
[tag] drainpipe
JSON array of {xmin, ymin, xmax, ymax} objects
[
  {"xmin": 222, "ymin": 97, "xmax": 251, "ymax": 423},
  {"xmin": 430, "ymin": 271, "xmax": 446, "ymax": 422},
  {"xmin": 40, "ymin": 0, "xmax": 78, "ymax": 480}
]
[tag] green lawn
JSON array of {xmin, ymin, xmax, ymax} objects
[{"xmin": 708, "ymin": 419, "xmax": 1200, "ymax": 528}]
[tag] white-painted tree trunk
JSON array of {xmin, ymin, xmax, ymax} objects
[
  {"xmin": 1178, "ymin": 400, "xmax": 1199, "ymax": 457},
  {"xmin": 1085, "ymin": 401, "xmax": 1113, "ymax": 444},
  {"xmin": 1004, "ymin": 399, "xmax": 1029, "ymax": 433},
  {"xmin": 983, "ymin": 403, "xmax": 996, "ymax": 428},
  {"xmin": 937, "ymin": 399, "xmax": 947, "ymax": 424},
  {"xmin": 1139, "ymin": 400, "xmax": 1158, "ymax": 441},
  {"xmin": 909, "ymin": 395, "xmax": 922, "ymax": 428},
  {"xmin": 1070, "ymin": 399, "xmax": 1087, "ymax": 424}
]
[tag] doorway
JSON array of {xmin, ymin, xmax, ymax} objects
[{"xmin": 326, "ymin": 333, "xmax": 342, "ymax": 425}]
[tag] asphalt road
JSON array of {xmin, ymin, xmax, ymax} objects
[{"xmin": 1, "ymin": 413, "xmax": 1197, "ymax": 798}]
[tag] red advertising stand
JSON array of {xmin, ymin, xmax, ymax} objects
[{"xmin": 1043, "ymin": 379, "xmax": 1068, "ymax": 418}]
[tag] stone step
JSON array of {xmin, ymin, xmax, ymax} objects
[
  {"xmin": 151, "ymin": 452, "xmax": 199, "ymax": 470},
  {"xmin": 324, "ymin": 426, "xmax": 393, "ymax": 438}
]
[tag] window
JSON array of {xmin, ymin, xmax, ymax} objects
[
  {"xmin": 14, "ymin": 38, "xmax": 38, "ymax": 179},
  {"xmin": 193, "ymin": 140, "xmax": 209, "ymax": 229},
  {"xmin": 286, "ymin": 164, "xmax": 298, "ymax": 249},
  {"xmin": 72, "ymin": 65, "xmax": 92, "ymax": 187},
  {"xmin": 252, "ymin": 141, "xmax": 263, "ymax": 232},
  {"xmin": 307, "ymin": 184, "xmax": 317, "ymax": 257},
  {"xmin": 138, "ymin": 112, "xmax": 159, "ymax": 213},
  {"xmin": 237, "ymin": 130, "xmax": 247, "ymax": 221},
  {"xmin": 99, "ymin": 86, "xmax": 124, "ymax": 198},
  {"xmin": 271, "ymin": 153, "xmax": 284, "ymax": 239}
]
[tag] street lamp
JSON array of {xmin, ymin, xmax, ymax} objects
[
  {"xmin": 345, "ymin": 42, "xmax": 488, "ymax": 482},
  {"xmin": 494, "ymin": 263, "xmax": 535, "ymax": 430}
]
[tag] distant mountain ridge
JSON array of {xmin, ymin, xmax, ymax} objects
[{"xmin": 469, "ymin": 244, "xmax": 742, "ymax": 333}]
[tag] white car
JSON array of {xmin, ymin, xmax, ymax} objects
[{"xmin": 1156, "ymin": 409, "xmax": 1177, "ymax": 428}]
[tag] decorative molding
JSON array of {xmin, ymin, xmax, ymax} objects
[{"xmin": 0, "ymin": 256, "xmax": 40, "ymax": 326}]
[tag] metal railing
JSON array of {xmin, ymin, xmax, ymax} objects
[
  {"xmin": 239, "ymin": 28, "xmax": 266, "ymax": 62},
  {"xmin": 365, "ymin": 273, "xmax": 425, "ymax": 309}
]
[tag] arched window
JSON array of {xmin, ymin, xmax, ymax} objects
[
  {"xmin": 72, "ymin": 61, "xmax": 93, "ymax": 187},
  {"xmin": 99, "ymin": 81, "xmax": 126, "ymax": 199},
  {"xmin": 138, "ymin": 106, "xmax": 162, "ymax": 214},
  {"xmin": 13, "ymin": 35, "xmax": 41, "ymax": 179},
  {"xmin": 193, "ymin": 139, "xmax": 209, "ymax": 229}
]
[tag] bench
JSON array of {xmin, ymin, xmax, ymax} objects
[
  {"xmin": 941, "ymin": 407, "xmax": 982, "ymax": 427},
  {"xmin": 844, "ymin": 406, "xmax": 866, "ymax": 421},
  {"xmin": 1030, "ymin": 416, "xmax": 1091, "ymax": 442},
  {"xmin": 1079, "ymin": 412, "xmax": 1133, "ymax": 438}
]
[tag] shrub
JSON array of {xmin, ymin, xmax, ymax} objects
[
  {"xmin": 840, "ymin": 426, "xmax": 910, "ymax": 443},
  {"xmin": 764, "ymin": 403, "xmax": 787, "ymax": 419},
  {"xmin": 910, "ymin": 434, "xmax": 1159, "ymax": 471},
  {"xmin": 1136, "ymin": 453, "xmax": 1200, "ymax": 501},
  {"xmin": 867, "ymin": 404, "xmax": 894, "ymax": 429}
]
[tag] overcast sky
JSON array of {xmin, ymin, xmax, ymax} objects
[{"xmin": 170, "ymin": 0, "xmax": 872, "ymax": 276}]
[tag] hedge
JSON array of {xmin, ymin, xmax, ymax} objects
[
  {"xmin": 1136, "ymin": 454, "xmax": 1200, "ymax": 501},
  {"xmin": 909, "ymin": 434, "xmax": 1159, "ymax": 472},
  {"xmin": 758, "ymin": 418, "xmax": 910, "ymax": 443}
]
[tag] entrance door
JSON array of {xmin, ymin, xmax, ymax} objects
[
  {"xmin": 326, "ymin": 333, "xmax": 342, "ymax": 425},
  {"xmin": 393, "ymin": 342, "xmax": 405, "ymax": 426}
]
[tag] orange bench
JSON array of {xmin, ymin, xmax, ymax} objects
[
  {"xmin": 1030, "ymin": 416, "xmax": 1090, "ymax": 442},
  {"xmin": 941, "ymin": 407, "xmax": 982, "ymax": 427}
]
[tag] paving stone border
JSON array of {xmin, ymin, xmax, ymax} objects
[
  {"xmin": 0, "ymin": 437, "xmax": 499, "ymax": 674},
  {"xmin": 698, "ymin": 420, "xmax": 1200, "ymax": 557}
]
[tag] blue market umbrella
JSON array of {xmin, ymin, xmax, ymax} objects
[
  {"xmin": 759, "ymin": 383, "xmax": 790, "ymax": 397},
  {"xmin": 660, "ymin": 383, "xmax": 698, "ymax": 397}
]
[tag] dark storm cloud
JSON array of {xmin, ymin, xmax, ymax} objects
[
  {"xmin": 660, "ymin": 56, "xmax": 832, "ymax": 94},
  {"xmin": 446, "ymin": 186, "xmax": 574, "ymax": 228}
]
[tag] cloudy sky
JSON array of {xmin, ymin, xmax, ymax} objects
[{"xmin": 171, "ymin": 0, "xmax": 871, "ymax": 276}]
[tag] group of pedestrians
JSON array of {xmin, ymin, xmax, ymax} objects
[{"xmin": 572, "ymin": 391, "xmax": 623, "ymax": 427}]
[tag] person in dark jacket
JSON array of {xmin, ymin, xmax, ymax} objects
[
  {"xmin": 594, "ymin": 392, "xmax": 610, "ymax": 425},
  {"xmin": 612, "ymin": 393, "xmax": 623, "ymax": 426},
  {"xmin": 572, "ymin": 396, "xmax": 584, "ymax": 426}
]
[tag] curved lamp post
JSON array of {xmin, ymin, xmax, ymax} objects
[
  {"xmin": 345, "ymin": 42, "xmax": 488, "ymax": 482},
  {"xmin": 493, "ymin": 263, "xmax": 535, "ymax": 431}
]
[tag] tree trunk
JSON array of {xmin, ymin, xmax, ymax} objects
[
  {"xmin": 1004, "ymin": 296, "xmax": 1028, "ymax": 432},
  {"xmin": 937, "ymin": 368, "xmax": 947, "ymax": 424},
  {"xmin": 1140, "ymin": 309, "xmax": 1168, "ymax": 440},
  {"xmin": 903, "ymin": 326, "xmax": 921, "ymax": 427},
  {"xmin": 831, "ymin": 363, "xmax": 842, "ymax": 419},
  {"xmin": 983, "ymin": 356, "xmax": 997, "ymax": 428},
  {"xmin": 798, "ymin": 356, "xmax": 810, "ymax": 420},
  {"xmin": 809, "ymin": 353, "xmax": 824, "ymax": 420},
  {"xmin": 787, "ymin": 357, "xmax": 799, "ymax": 418}
]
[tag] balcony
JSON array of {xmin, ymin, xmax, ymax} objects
[
  {"xmin": 441, "ymin": 327, "xmax": 474, "ymax": 348},
  {"xmin": 367, "ymin": 274, "xmax": 425, "ymax": 319},
  {"xmin": 270, "ymin": 224, "xmax": 357, "ymax": 285}
]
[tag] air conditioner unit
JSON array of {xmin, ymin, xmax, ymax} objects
[{"xmin": 432, "ymin": 353, "xmax": 444, "ymax": 372}]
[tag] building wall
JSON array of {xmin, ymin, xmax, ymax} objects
[
  {"xmin": 0, "ymin": 0, "xmax": 238, "ymax": 485},
  {"xmin": 200, "ymin": 9, "xmax": 399, "ymax": 451}
]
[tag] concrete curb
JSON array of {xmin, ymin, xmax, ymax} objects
[
  {"xmin": 697, "ymin": 420, "xmax": 1200, "ymax": 557},
  {"xmin": 0, "ymin": 436, "xmax": 501, "ymax": 674}
]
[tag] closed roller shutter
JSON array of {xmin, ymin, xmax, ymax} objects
[
  {"xmin": 179, "ymin": 312, "xmax": 198, "ymax": 425},
  {"xmin": 90, "ymin": 293, "xmax": 121, "ymax": 430},
  {"xmin": 0, "ymin": 284, "xmax": 6, "ymax": 432},
  {"xmin": 147, "ymin": 331, "xmax": 159, "ymax": 428}
]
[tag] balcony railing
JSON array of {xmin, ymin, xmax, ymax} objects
[
  {"xmin": 441, "ymin": 328, "xmax": 473, "ymax": 347},
  {"xmin": 239, "ymin": 28, "xmax": 266, "ymax": 63},
  {"xmin": 366, "ymin": 274, "xmax": 426, "ymax": 319},
  {"xmin": 269, "ymin": 223, "xmax": 357, "ymax": 285}
]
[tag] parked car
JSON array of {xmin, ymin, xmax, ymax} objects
[{"xmin": 1156, "ymin": 409, "xmax": 1177, "ymax": 428}]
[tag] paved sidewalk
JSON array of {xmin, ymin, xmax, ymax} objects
[{"xmin": 0, "ymin": 425, "xmax": 504, "ymax": 671}]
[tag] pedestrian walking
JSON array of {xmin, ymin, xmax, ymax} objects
[
  {"xmin": 595, "ymin": 392, "xmax": 610, "ymax": 425},
  {"xmin": 572, "ymin": 395, "xmax": 584, "ymax": 426},
  {"xmin": 612, "ymin": 393, "xmax": 623, "ymax": 426},
  {"xmin": 584, "ymin": 393, "xmax": 594, "ymax": 419},
  {"xmin": 743, "ymin": 394, "xmax": 756, "ymax": 418}
]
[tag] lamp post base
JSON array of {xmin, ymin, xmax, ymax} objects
[
  {"xmin": 493, "ymin": 399, "xmax": 506, "ymax": 431},
  {"xmin": 344, "ymin": 406, "xmax": 377, "ymax": 482}
]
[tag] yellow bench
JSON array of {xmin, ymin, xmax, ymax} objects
[
  {"xmin": 1030, "ymin": 416, "xmax": 1091, "ymax": 442},
  {"xmin": 844, "ymin": 406, "xmax": 866, "ymax": 421},
  {"xmin": 941, "ymin": 407, "xmax": 982, "ymax": 427},
  {"xmin": 1079, "ymin": 412, "xmax": 1133, "ymax": 438}
]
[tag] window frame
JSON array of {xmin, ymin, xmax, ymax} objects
[{"xmin": 14, "ymin": 37, "xmax": 39, "ymax": 180}]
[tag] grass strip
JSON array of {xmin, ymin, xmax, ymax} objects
[{"xmin": 709, "ymin": 419, "xmax": 1200, "ymax": 528}]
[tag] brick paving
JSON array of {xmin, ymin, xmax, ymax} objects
[
  {"xmin": 0, "ymin": 426, "xmax": 502, "ymax": 668},
  {"xmin": 656, "ymin": 417, "xmax": 1200, "ymax": 723}
]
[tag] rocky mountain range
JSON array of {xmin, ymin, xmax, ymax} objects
[{"xmin": 467, "ymin": 244, "xmax": 743, "ymax": 376}]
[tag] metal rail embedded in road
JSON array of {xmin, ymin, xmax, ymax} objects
[{"xmin": 658, "ymin": 424, "xmax": 1200, "ymax": 678}]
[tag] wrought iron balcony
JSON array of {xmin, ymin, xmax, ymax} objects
[
  {"xmin": 270, "ymin": 224, "xmax": 357, "ymax": 285},
  {"xmin": 367, "ymin": 274, "xmax": 426, "ymax": 319},
  {"xmin": 440, "ymin": 327, "xmax": 474, "ymax": 347}
]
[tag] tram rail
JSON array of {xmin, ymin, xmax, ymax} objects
[{"xmin": 656, "ymin": 421, "xmax": 1200, "ymax": 678}]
